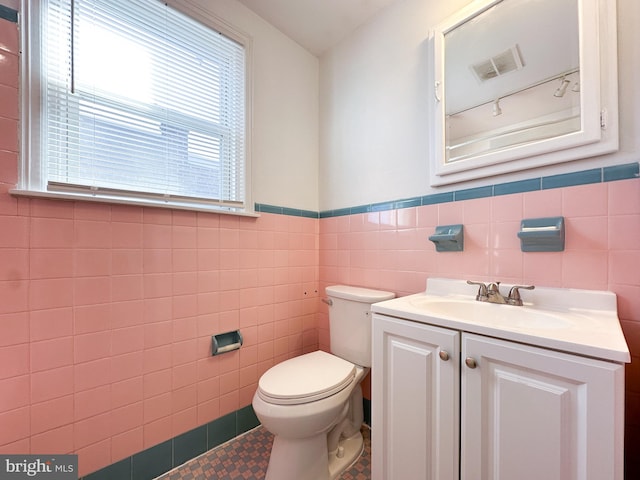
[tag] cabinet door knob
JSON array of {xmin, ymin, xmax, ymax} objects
[
  {"xmin": 439, "ymin": 350, "xmax": 450, "ymax": 361},
  {"xmin": 465, "ymin": 357, "xmax": 478, "ymax": 369}
]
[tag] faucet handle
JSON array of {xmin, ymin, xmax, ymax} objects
[
  {"xmin": 507, "ymin": 285, "xmax": 535, "ymax": 306},
  {"xmin": 466, "ymin": 280, "xmax": 488, "ymax": 300}
]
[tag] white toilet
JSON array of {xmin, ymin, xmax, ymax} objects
[{"xmin": 252, "ymin": 285, "xmax": 395, "ymax": 480}]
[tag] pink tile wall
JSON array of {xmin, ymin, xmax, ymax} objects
[
  {"xmin": 319, "ymin": 178, "xmax": 640, "ymax": 475},
  {"xmin": 0, "ymin": 17, "xmax": 319, "ymax": 477},
  {"xmin": 319, "ymin": 181, "xmax": 639, "ymax": 330}
]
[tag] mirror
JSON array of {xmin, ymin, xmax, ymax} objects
[
  {"xmin": 429, "ymin": 0, "xmax": 618, "ymax": 186},
  {"xmin": 445, "ymin": 0, "xmax": 580, "ymax": 162}
]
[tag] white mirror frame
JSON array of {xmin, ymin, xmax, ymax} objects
[{"xmin": 428, "ymin": 0, "xmax": 618, "ymax": 186}]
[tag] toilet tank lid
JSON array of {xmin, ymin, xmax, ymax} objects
[{"xmin": 326, "ymin": 285, "xmax": 395, "ymax": 303}]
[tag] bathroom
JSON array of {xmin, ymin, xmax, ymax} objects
[{"xmin": 0, "ymin": 0, "xmax": 638, "ymax": 478}]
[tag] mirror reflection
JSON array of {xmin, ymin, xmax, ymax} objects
[{"xmin": 444, "ymin": 0, "xmax": 579, "ymax": 163}]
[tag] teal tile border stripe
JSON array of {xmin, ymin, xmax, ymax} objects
[
  {"xmin": 256, "ymin": 162, "xmax": 638, "ymax": 219},
  {"xmin": 320, "ymin": 162, "xmax": 638, "ymax": 218},
  {"xmin": 81, "ymin": 405, "xmax": 260, "ymax": 480},
  {"xmin": 0, "ymin": 5, "xmax": 18, "ymax": 23},
  {"xmin": 254, "ymin": 203, "xmax": 319, "ymax": 218}
]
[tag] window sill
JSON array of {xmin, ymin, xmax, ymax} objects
[{"xmin": 10, "ymin": 188, "xmax": 260, "ymax": 218}]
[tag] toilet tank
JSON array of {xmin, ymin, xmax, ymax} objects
[{"xmin": 326, "ymin": 285, "xmax": 395, "ymax": 367}]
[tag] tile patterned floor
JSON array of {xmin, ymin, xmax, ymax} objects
[{"xmin": 157, "ymin": 425, "xmax": 371, "ymax": 480}]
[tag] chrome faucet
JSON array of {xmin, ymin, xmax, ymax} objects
[
  {"xmin": 467, "ymin": 280, "xmax": 535, "ymax": 306},
  {"xmin": 487, "ymin": 282, "xmax": 507, "ymax": 304}
]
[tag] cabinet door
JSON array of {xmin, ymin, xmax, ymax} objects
[
  {"xmin": 461, "ymin": 333, "xmax": 625, "ymax": 480},
  {"xmin": 372, "ymin": 314, "xmax": 460, "ymax": 480}
]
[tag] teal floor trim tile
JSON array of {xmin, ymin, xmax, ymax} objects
[
  {"xmin": 208, "ymin": 411, "xmax": 238, "ymax": 449},
  {"xmin": 174, "ymin": 425, "xmax": 207, "ymax": 467},
  {"xmin": 237, "ymin": 404, "xmax": 260, "ymax": 434},
  {"xmin": 132, "ymin": 440, "xmax": 172, "ymax": 480}
]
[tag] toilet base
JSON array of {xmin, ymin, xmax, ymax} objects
[
  {"xmin": 263, "ymin": 428, "xmax": 365, "ymax": 480},
  {"xmin": 265, "ymin": 433, "xmax": 330, "ymax": 480},
  {"xmin": 328, "ymin": 430, "xmax": 365, "ymax": 480}
]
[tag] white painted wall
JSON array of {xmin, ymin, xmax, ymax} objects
[
  {"xmin": 319, "ymin": 0, "xmax": 640, "ymax": 211},
  {"xmin": 183, "ymin": 0, "xmax": 320, "ymax": 212}
]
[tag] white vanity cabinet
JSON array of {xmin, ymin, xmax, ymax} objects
[
  {"xmin": 372, "ymin": 313, "xmax": 626, "ymax": 480},
  {"xmin": 371, "ymin": 315, "xmax": 460, "ymax": 480},
  {"xmin": 461, "ymin": 333, "xmax": 624, "ymax": 480}
]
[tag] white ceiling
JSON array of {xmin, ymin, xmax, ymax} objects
[{"xmin": 235, "ymin": 0, "xmax": 399, "ymax": 56}]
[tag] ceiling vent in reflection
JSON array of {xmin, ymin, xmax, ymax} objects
[{"xmin": 471, "ymin": 45, "xmax": 524, "ymax": 82}]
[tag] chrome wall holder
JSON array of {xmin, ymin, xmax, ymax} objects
[{"xmin": 211, "ymin": 330, "xmax": 243, "ymax": 356}]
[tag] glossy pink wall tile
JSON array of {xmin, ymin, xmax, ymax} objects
[
  {"xmin": 318, "ymin": 180, "xmax": 640, "ymax": 421},
  {"xmin": 1, "ymin": 139, "xmax": 318, "ymax": 480}
]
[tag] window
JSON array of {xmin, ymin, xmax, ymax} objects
[{"xmin": 17, "ymin": 0, "xmax": 252, "ymax": 214}]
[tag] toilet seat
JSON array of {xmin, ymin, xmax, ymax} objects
[{"xmin": 258, "ymin": 350, "xmax": 356, "ymax": 405}]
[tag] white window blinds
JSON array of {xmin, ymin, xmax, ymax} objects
[{"xmin": 38, "ymin": 0, "xmax": 247, "ymax": 211}]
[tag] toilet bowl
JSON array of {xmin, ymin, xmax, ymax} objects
[
  {"xmin": 252, "ymin": 285, "xmax": 395, "ymax": 480},
  {"xmin": 253, "ymin": 350, "xmax": 367, "ymax": 480}
]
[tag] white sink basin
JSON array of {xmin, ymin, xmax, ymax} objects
[
  {"xmin": 407, "ymin": 297, "xmax": 574, "ymax": 330},
  {"xmin": 372, "ymin": 278, "xmax": 630, "ymax": 363}
]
